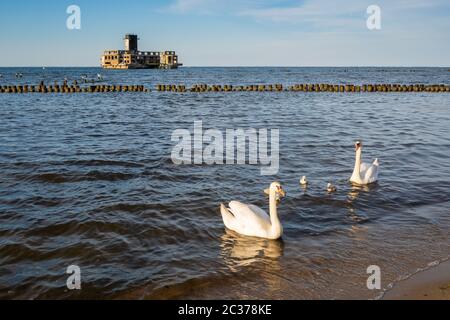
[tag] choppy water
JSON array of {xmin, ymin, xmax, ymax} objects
[{"xmin": 0, "ymin": 67, "xmax": 449, "ymax": 300}]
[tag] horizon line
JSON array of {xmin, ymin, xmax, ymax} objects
[{"xmin": 0, "ymin": 65, "xmax": 449, "ymax": 68}]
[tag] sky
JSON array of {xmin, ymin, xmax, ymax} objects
[{"xmin": 0, "ymin": 0, "xmax": 449, "ymax": 67}]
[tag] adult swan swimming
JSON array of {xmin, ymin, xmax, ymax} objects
[
  {"xmin": 350, "ymin": 141, "xmax": 380, "ymax": 185},
  {"xmin": 220, "ymin": 182, "xmax": 286, "ymax": 240}
]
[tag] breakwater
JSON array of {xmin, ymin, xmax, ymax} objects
[
  {"xmin": 0, "ymin": 81, "xmax": 148, "ymax": 93},
  {"xmin": 1, "ymin": 82, "xmax": 450, "ymax": 94},
  {"xmin": 156, "ymin": 83, "xmax": 450, "ymax": 93}
]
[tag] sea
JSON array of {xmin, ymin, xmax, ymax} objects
[{"xmin": 0, "ymin": 67, "xmax": 449, "ymax": 299}]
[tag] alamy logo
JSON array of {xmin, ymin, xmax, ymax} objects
[
  {"xmin": 66, "ymin": 265, "xmax": 81, "ymax": 290},
  {"xmin": 366, "ymin": 265, "xmax": 381, "ymax": 290},
  {"xmin": 366, "ymin": 5, "xmax": 381, "ymax": 30},
  {"xmin": 171, "ymin": 121, "xmax": 280, "ymax": 175},
  {"xmin": 66, "ymin": 5, "xmax": 81, "ymax": 30}
]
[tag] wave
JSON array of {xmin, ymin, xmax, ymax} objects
[
  {"xmin": 23, "ymin": 171, "xmax": 138, "ymax": 183},
  {"xmin": 62, "ymin": 159, "xmax": 145, "ymax": 168}
]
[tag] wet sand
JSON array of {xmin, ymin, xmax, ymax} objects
[{"xmin": 383, "ymin": 259, "xmax": 450, "ymax": 300}]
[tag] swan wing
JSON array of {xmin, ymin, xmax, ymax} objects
[
  {"xmin": 360, "ymin": 159, "xmax": 379, "ymax": 184},
  {"xmin": 228, "ymin": 201, "xmax": 271, "ymax": 231},
  {"xmin": 221, "ymin": 203, "xmax": 237, "ymax": 231},
  {"xmin": 360, "ymin": 162, "xmax": 370, "ymax": 176}
]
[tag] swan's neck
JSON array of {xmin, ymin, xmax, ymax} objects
[
  {"xmin": 351, "ymin": 148, "xmax": 362, "ymax": 181},
  {"xmin": 269, "ymin": 191, "xmax": 282, "ymax": 234}
]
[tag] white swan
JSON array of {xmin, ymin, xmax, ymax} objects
[
  {"xmin": 350, "ymin": 141, "xmax": 379, "ymax": 185},
  {"xmin": 221, "ymin": 182, "xmax": 285, "ymax": 240}
]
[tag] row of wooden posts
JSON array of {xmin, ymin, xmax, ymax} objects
[
  {"xmin": 157, "ymin": 83, "xmax": 450, "ymax": 93},
  {"xmin": 1, "ymin": 82, "xmax": 449, "ymax": 94},
  {"xmin": 0, "ymin": 81, "xmax": 148, "ymax": 93}
]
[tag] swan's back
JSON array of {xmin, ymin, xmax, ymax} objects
[
  {"xmin": 229, "ymin": 201, "xmax": 271, "ymax": 226},
  {"xmin": 222, "ymin": 201, "xmax": 272, "ymax": 237},
  {"xmin": 361, "ymin": 160, "xmax": 379, "ymax": 184}
]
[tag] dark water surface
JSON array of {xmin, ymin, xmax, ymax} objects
[{"xmin": 0, "ymin": 67, "xmax": 449, "ymax": 299}]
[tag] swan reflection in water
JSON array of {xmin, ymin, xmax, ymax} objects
[
  {"xmin": 346, "ymin": 184, "xmax": 378, "ymax": 239},
  {"xmin": 219, "ymin": 229, "xmax": 285, "ymax": 294},
  {"xmin": 347, "ymin": 184, "xmax": 372, "ymax": 202}
]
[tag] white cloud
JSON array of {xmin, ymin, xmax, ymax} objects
[
  {"xmin": 165, "ymin": 0, "xmax": 224, "ymax": 14},
  {"xmin": 238, "ymin": 0, "xmax": 450, "ymax": 24},
  {"xmin": 162, "ymin": 0, "xmax": 450, "ymax": 65},
  {"xmin": 163, "ymin": 0, "xmax": 296, "ymax": 15}
]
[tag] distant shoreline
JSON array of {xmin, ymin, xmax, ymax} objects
[{"xmin": 0, "ymin": 66, "xmax": 449, "ymax": 69}]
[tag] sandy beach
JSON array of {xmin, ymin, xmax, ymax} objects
[{"xmin": 383, "ymin": 259, "xmax": 450, "ymax": 300}]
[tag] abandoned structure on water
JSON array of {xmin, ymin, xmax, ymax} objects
[{"xmin": 101, "ymin": 35, "xmax": 182, "ymax": 69}]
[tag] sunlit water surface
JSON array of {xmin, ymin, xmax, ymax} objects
[{"xmin": 0, "ymin": 67, "xmax": 449, "ymax": 299}]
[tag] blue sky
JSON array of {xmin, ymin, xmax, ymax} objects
[{"xmin": 0, "ymin": 0, "xmax": 449, "ymax": 66}]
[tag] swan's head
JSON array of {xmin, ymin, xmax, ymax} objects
[
  {"xmin": 270, "ymin": 182, "xmax": 286, "ymax": 198},
  {"xmin": 355, "ymin": 141, "xmax": 362, "ymax": 151}
]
